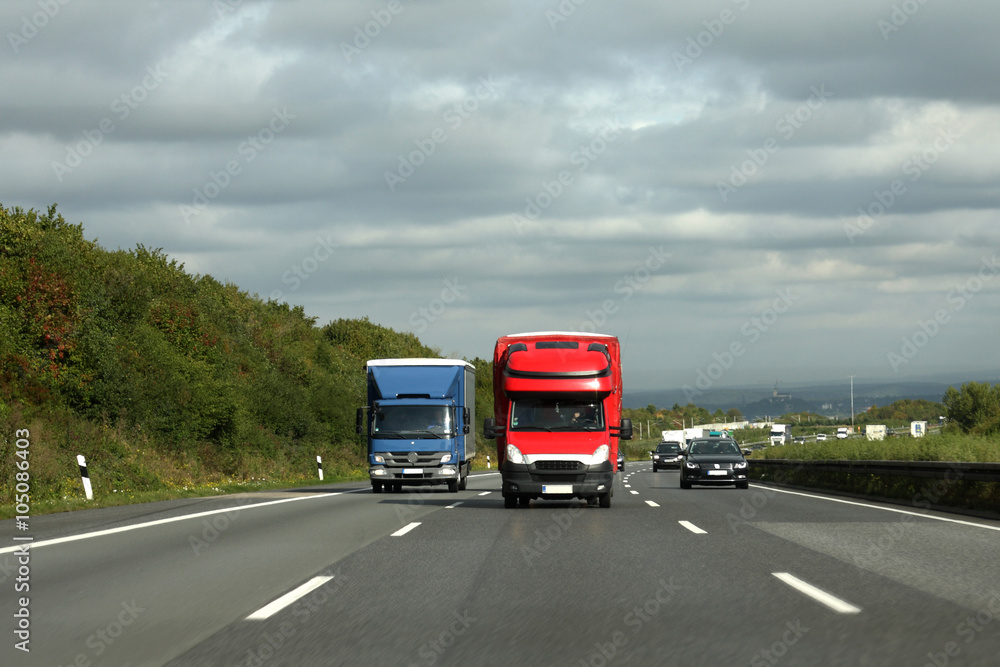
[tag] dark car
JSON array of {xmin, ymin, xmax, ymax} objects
[
  {"xmin": 679, "ymin": 437, "xmax": 749, "ymax": 489},
  {"xmin": 651, "ymin": 441, "xmax": 683, "ymax": 471},
  {"xmin": 617, "ymin": 448, "xmax": 625, "ymax": 471}
]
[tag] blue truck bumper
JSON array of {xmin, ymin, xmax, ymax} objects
[{"xmin": 370, "ymin": 464, "xmax": 461, "ymax": 486}]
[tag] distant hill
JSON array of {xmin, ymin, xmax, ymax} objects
[{"xmin": 624, "ymin": 375, "xmax": 1000, "ymax": 419}]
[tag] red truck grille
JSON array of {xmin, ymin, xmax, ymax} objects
[{"xmin": 534, "ymin": 460, "xmax": 582, "ymax": 471}]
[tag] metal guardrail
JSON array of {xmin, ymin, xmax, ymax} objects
[{"xmin": 749, "ymin": 459, "xmax": 1000, "ymax": 483}]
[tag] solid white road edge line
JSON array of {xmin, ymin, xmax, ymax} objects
[
  {"xmin": 0, "ymin": 491, "xmax": 359, "ymax": 555},
  {"xmin": 246, "ymin": 576, "xmax": 335, "ymax": 620},
  {"xmin": 773, "ymin": 572, "xmax": 862, "ymax": 614},
  {"xmin": 679, "ymin": 521, "xmax": 707, "ymax": 534},
  {"xmin": 750, "ymin": 484, "xmax": 1000, "ymax": 532},
  {"xmin": 392, "ymin": 522, "xmax": 421, "ymax": 536}
]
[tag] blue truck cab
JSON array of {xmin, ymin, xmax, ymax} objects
[{"xmin": 357, "ymin": 359, "xmax": 476, "ymax": 493}]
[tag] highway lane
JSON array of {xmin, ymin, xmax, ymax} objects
[
  {"xmin": 171, "ymin": 465, "xmax": 1000, "ymax": 665},
  {"xmin": 1, "ymin": 482, "xmax": 457, "ymax": 666},
  {"xmin": 5, "ymin": 465, "xmax": 1000, "ymax": 665}
]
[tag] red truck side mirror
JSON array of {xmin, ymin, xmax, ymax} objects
[{"xmin": 619, "ymin": 418, "xmax": 633, "ymax": 440}]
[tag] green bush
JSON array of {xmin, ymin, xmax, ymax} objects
[{"xmin": 0, "ymin": 203, "xmax": 457, "ymax": 513}]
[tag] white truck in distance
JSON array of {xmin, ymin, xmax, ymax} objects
[
  {"xmin": 836, "ymin": 427, "xmax": 849, "ymax": 439},
  {"xmin": 661, "ymin": 429, "xmax": 685, "ymax": 444},
  {"xmin": 865, "ymin": 425, "xmax": 887, "ymax": 440},
  {"xmin": 769, "ymin": 424, "xmax": 791, "ymax": 446}
]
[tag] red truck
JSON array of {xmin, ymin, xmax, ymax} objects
[{"xmin": 484, "ymin": 331, "xmax": 632, "ymax": 508}]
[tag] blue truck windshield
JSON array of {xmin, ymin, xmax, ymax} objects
[
  {"xmin": 373, "ymin": 405, "xmax": 453, "ymax": 438},
  {"xmin": 510, "ymin": 399, "xmax": 604, "ymax": 431}
]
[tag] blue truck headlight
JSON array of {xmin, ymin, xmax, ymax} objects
[
  {"xmin": 373, "ymin": 455, "xmax": 385, "ymax": 464},
  {"xmin": 440, "ymin": 453, "xmax": 453, "ymax": 464}
]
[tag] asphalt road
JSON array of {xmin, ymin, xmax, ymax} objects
[{"xmin": 3, "ymin": 464, "xmax": 1000, "ymax": 666}]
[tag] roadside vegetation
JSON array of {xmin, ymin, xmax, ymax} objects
[
  {"xmin": 0, "ymin": 205, "xmax": 496, "ymax": 518},
  {"xmin": 753, "ymin": 430, "xmax": 1000, "ymax": 462},
  {"xmin": 750, "ymin": 388, "xmax": 1000, "ymax": 514}
]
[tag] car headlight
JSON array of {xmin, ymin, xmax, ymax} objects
[
  {"xmin": 591, "ymin": 444, "xmax": 609, "ymax": 464},
  {"xmin": 735, "ymin": 461, "xmax": 748, "ymax": 469},
  {"xmin": 653, "ymin": 455, "xmax": 660, "ymax": 460},
  {"xmin": 440, "ymin": 453, "xmax": 453, "ymax": 464},
  {"xmin": 373, "ymin": 455, "xmax": 385, "ymax": 464},
  {"xmin": 506, "ymin": 444, "xmax": 525, "ymax": 465},
  {"xmin": 685, "ymin": 461, "xmax": 699, "ymax": 469}
]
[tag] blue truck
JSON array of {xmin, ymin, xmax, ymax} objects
[{"xmin": 356, "ymin": 359, "xmax": 476, "ymax": 493}]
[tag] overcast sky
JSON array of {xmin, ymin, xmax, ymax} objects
[{"xmin": 4, "ymin": 0, "xmax": 999, "ymax": 393}]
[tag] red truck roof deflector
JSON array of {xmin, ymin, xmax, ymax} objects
[{"xmin": 500, "ymin": 340, "xmax": 614, "ymax": 394}]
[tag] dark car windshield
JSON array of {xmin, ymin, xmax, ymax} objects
[
  {"xmin": 656, "ymin": 442, "xmax": 681, "ymax": 453},
  {"xmin": 688, "ymin": 439, "xmax": 741, "ymax": 456},
  {"xmin": 510, "ymin": 398, "xmax": 604, "ymax": 431}
]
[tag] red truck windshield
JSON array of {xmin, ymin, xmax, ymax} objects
[{"xmin": 510, "ymin": 398, "xmax": 604, "ymax": 431}]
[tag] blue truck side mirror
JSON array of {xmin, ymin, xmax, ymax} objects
[
  {"xmin": 463, "ymin": 407, "xmax": 471, "ymax": 434},
  {"xmin": 356, "ymin": 407, "xmax": 365, "ymax": 436}
]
